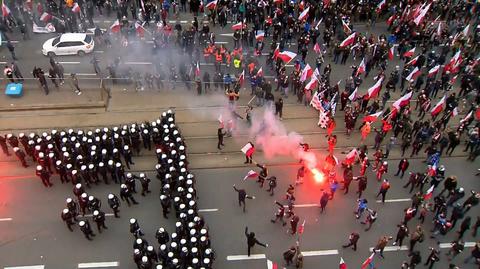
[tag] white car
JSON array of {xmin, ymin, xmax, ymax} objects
[{"xmin": 42, "ymin": 33, "xmax": 94, "ymax": 57}]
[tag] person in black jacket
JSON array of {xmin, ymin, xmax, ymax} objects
[
  {"xmin": 245, "ymin": 226, "xmax": 268, "ymax": 256},
  {"xmin": 233, "ymin": 184, "xmax": 255, "ymax": 212}
]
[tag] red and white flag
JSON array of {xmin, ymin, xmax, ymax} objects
[
  {"xmin": 406, "ymin": 55, "xmax": 419, "ymax": 66},
  {"xmin": 305, "ymin": 77, "xmax": 318, "ymax": 91},
  {"xmin": 423, "ymin": 185, "xmax": 435, "ymax": 200},
  {"xmin": 444, "ymin": 50, "xmax": 462, "ymax": 73},
  {"xmin": 2, "ymin": 2, "xmax": 11, "ymax": 17},
  {"xmin": 386, "ymin": 14, "xmax": 396, "ymax": 26},
  {"xmin": 243, "ymin": 170, "xmax": 258, "ymax": 180},
  {"xmin": 256, "ymin": 67, "xmax": 263, "ymax": 77},
  {"xmin": 428, "ymin": 65, "xmax": 440, "ymax": 77},
  {"xmin": 461, "ymin": 24, "xmax": 469, "ymax": 37},
  {"xmin": 405, "ymin": 67, "xmax": 421, "ymax": 82},
  {"xmin": 430, "ymin": 95, "xmax": 446, "ymax": 116},
  {"xmin": 267, "ymin": 260, "xmax": 278, "ymax": 269},
  {"xmin": 298, "ymin": 6, "xmax": 310, "ymax": 21},
  {"xmin": 231, "ymin": 22, "xmax": 244, "ymax": 31},
  {"xmin": 241, "ymin": 143, "xmax": 255, "ymax": 156},
  {"xmin": 238, "ymin": 70, "xmax": 245, "ymax": 86},
  {"xmin": 40, "ymin": 12, "xmax": 53, "ymax": 22},
  {"xmin": 323, "ymin": 0, "xmax": 330, "ymax": 8},
  {"xmin": 205, "ymin": 0, "xmax": 218, "ymax": 10},
  {"xmin": 451, "ymin": 107, "xmax": 458, "ymax": 117},
  {"xmin": 110, "ymin": 20, "xmax": 121, "ymax": 33},
  {"xmin": 460, "ymin": 110, "xmax": 473, "ymax": 123},
  {"xmin": 255, "ymin": 30, "xmax": 265, "ymax": 41},
  {"xmin": 344, "ymin": 148, "xmax": 358, "ymax": 165},
  {"xmin": 72, "ymin": 2, "xmax": 81, "ymax": 13},
  {"xmin": 218, "ymin": 114, "xmax": 224, "ymax": 127},
  {"xmin": 135, "ymin": 21, "xmax": 145, "ymax": 37},
  {"xmin": 449, "ymin": 75, "xmax": 458, "ymax": 85},
  {"xmin": 376, "ymin": 0, "xmax": 386, "ymax": 13},
  {"xmin": 360, "ymin": 253, "xmax": 375, "ymax": 269},
  {"xmin": 313, "ymin": 43, "xmax": 321, "ymax": 54},
  {"xmin": 348, "ymin": 87, "xmax": 357, "ymax": 101},
  {"xmin": 310, "ymin": 92, "xmax": 322, "ymax": 111},
  {"xmin": 363, "ymin": 111, "xmax": 383, "ymax": 122},
  {"xmin": 277, "ymin": 50, "xmax": 297, "ymax": 63},
  {"xmin": 300, "ymin": 64, "xmax": 313, "ymax": 82},
  {"xmin": 342, "ymin": 19, "xmax": 351, "ymax": 34},
  {"xmin": 273, "ymin": 0, "xmax": 283, "ymax": 4},
  {"xmin": 403, "ymin": 47, "xmax": 416, "ymax": 58},
  {"xmin": 392, "ymin": 91, "xmax": 413, "ymax": 110},
  {"xmin": 339, "ymin": 257, "xmax": 347, "ymax": 269},
  {"xmin": 367, "ymin": 78, "xmax": 383, "ymax": 99},
  {"xmin": 413, "ymin": 3, "xmax": 431, "ymax": 25},
  {"xmin": 388, "ymin": 46, "xmax": 395, "ymax": 60},
  {"xmin": 339, "ymin": 32, "xmax": 356, "ymax": 48},
  {"xmin": 356, "ymin": 58, "xmax": 366, "ymax": 76},
  {"xmin": 298, "ymin": 219, "xmax": 306, "ymax": 234},
  {"xmin": 195, "ymin": 62, "xmax": 200, "ymax": 77}
]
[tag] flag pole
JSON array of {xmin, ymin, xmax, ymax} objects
[{"xmin": 247, "ymin": 95, "xmax": 256, "ymax": 105}]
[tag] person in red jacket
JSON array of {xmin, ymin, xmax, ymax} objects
[
  {"xmin": 395, "ymin": 158, "xmax": 410, "ymax": 178},
  {"xmin": 376, "ymin": 179, "xmax": 391, "ymax": 203}
]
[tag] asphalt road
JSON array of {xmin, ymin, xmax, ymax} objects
[{"xmin": 0, "ymin": 9, "xmax": 479, "ymax": 269}]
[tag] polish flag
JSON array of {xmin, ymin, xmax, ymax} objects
[
  {"xmin": 403, "ymin": 47, "xmax": 415, "ymax": 58},
  {"xmin": 310, "ymin": 92, "xmax": 322, "ymax": 111},
  {"xmin": 313, "ymin": 68, "xmax": 321, "ymax": 80},
  {"xmin": 135, "ymin": 21, "xmax": 145, "ymax": 37},
  {"xmin": 460, "ymin": 110, "xmax": 473, "ymax": 123},
  {"xmin": 461, "ymin": 24, "xmax": 469, "ymax": 37},
  {"xmin": 298, "ymin": 6, "xmax": 310, "ymax": 21},
  {"xmin": 428, "ymin": 65, "xmax": 440, "ymax": 77},
  {"xmin": 423, "ymin": 185, "xmax": 434, "ymax": 200},
  {"xmin": 348, "ymin": 87, "xmax": 357, "ymax": 101},
  {"xmin": 243, "ymin": 170, "xmax": 258, "ymax": 180},
  {"xmin": 313, "ymin": 43, "xmax": 321, "ymax": 54},
  {"xmin": 40, "ymin": 12, "xmax": 53, "ymax": 22},
  {"xmin": 256, "ymin": 67, "xmax": 263, "ymax": 77},
  {"xmin": 414, "ymin": 3, "xmax": 431, "ymax": 25},
  {"xmin": 366, "ymin": 78, "xmax": 383, "ymax": 99},
  {"xmin": 342, "ymin": 19, "xmax": 351, "ymax": 34},
  {"xmin": 273, "ymin": 0, "xmax": 283, "ymax": 4},
  {"xmin": 449, "ymin": 75, "xmax": 458, "ymax": 85},
  {"xmin": 195, "ymin": 62, "xmax": 200, "ymax": 77},
  {"xmin": 386, "ymin": 14, "xmax": 396, "ymax": 26},
  {"xmin": 110, "ymin": 20, "xmax": 121, "ymax": 33},
  {"xmin": 388, "ymin": 46, "xmax": 395, "ymax": 60},
  {"xmin": 339, "ymin": 257, "xmax": 347, "ymax": 269},
  {"xmin": 300, "ymin": 64, "xmax": 313, "ymax": 82},
  {"xmin": 218, "ymin": 114, "xmax": 224, "ymax": 127},
  {"xmin": 405, "ymin": 67, "xmax": 421, "ymax": 82},
  {"xmin": 255, "ymin": 30, "xmax": 265, "ymax": 41},
  {"xmin": 72, "ymin": 2, "xmax": 81, "ymax": 13},
  {"xmin": 2, "ymin": 3, "xmax": 11, "ymax": 17},
  {"xmin": 430, "ymin": 95, "xmax": 446, "ymax": 116},
  {"xmin": 355, "ymin": 58, "xmax": 366, "ymax": 76},
  {"xmin": 273, "ymin": 44, "xmax": 280, "ymax": 59},
  {"xmin": 241, "ymin": 142, "xmax": 255, "ymax": 156},
  {"xmin": 305, "ymin": 78, "xmax": 318, "ymax": 91},
  {"xmin": 360, "ymin": 253, "xmax": 375, "ymax": 269},
  {"xmin": 405, "ymin": 55, "xmax": 419, "ymax": 66},
  {"xmin": 298, "ymin": 219, "xmax": 306, "ymax": 234},
  {"xmin": 339, "ymin": 32, "xmax": 356, "ymax": 48},
  {"xmin": 323, "ymin": 0, "xmax": 330, "ymax": 8},
  {"xmin": 444, "ymin": 50, "xmax": 462, "ymax": 73},
  {"xmin": 392, "ymin": 91, "xmax": 413, "ymax": 110},
  {"xmin": 344, "ymin": 148, "xmax": 358, "ymax": 165},
  {"xmin": 267, "ymin": 260, "xmax": 278, "ymax": 269},
  {"xmin": 451, "ymin": 107, "xmax": 458, "ymax": 117},
  {"xmin": 238, "ymin": 70, "xmax": 245, "ymax": 86},
  {"xmin": 363, "ymin": 111, "xmax": 383, "ymax": 122},
  {"xmin": 231, "ymin": 22, "xmax": 244, "ymax": 31},
  {"xmin": 376, "ymin": 0, "xmax": 386, "ymax": 13},
  {"xmin": 205, "ymin": 0, "xmax": 217, "ymax": 10},
  {"xmin": 277, "ymin": 50, "xmax": 297, "ymax": 63}
]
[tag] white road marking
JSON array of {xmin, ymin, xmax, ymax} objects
[
  {"xmin": 376, "ymin": 198, "xmax": 412, "ymax": 203},
  {"xmin": 200, "ymin": 63, "xmax": 214, "ymax": 66},
  {"xmin": 301, "ymin": 249, "xmax": 339, "ymax": 256},
  {"xmin": 284, "ymin": 203, "xmax": 319, "ymax": 208},
  {"xmin": 0, "ymin": 61, "xmax": 7, "ymax": 64},
  {"xmin": 369, "ymin": 246, "xmax": 408, "ymax": 252},
  {"xmin": 215, "ymin": 41, "xmax": 229, "ymax": 44},
  {"xmin": 439, "ymin": 242, "xmax": 476, "ymax": 248},
  {"xmin": 66, "ymin": 73, "xmax": 98, "ymax": 76},
  {"xmin": 227, "ymin": 254, "xmax": 266, "ymax": 261},
  {"xmin": 285, "ymin": 64, "xmax": 294, "ymax": 67},
  {"xmin": 83, "ymin": 213, "xmax": 115, "ymax": 218},
  {"xmin": 219, "ymin": 33, "xmax": 234, "ymax": 37},
  {"xmin": 4, "ymin": 265, "xmax": 45, "ymax": 269},
  {"xmin": 198, "ymin": 208, "xmax": 219, "ymax": 212},
  {"xmin": 78, "ymin": 262, "xmax": 119, "ymax": 268},
  {"xmin": 125, "ymin": 62, "xmax": 152, "ymax": 65},
  {"xmin": 0, "ymin": 217, "xmax": 13, "ymax": 221},
  {"xmin": 1, "ymin": 40, "xmax": 19, "ymax": 43},
  {"xmin": 59, "ymin": 62, "xmax": 81, "ymax": 64},
  {"xmin": 94, "ymin": 51, "xmax": 105, "ymax": 53}
]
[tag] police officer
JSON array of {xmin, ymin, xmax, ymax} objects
[
  {"xmin": 93, "ymin": 210, "xmax": 108, "ymax": 233},
  {"xmin": 120, "ymin": 184, "xmax": 139, "ymax": 206},
  {"xmin": 66, "ymin": 197, "xmax": 79, "ymax": 221},
  {"xmin": 13, "ymin": 147, "xmax": 28, "ymax": 167},
  {"xmin": 160, "ymin": 194, "xmax": 171, "ymax": 219},
  {"xmin": 36, "ymin": 165, "xmax": 53, "ymax": 187},
  {"xmin": 139, "ymin": 173, "xmax": 151, "ymax": 196},
  {"xmin": 73, "ymin": 183, "xmax": 84, "ymax": 201},
  {"xmin": 78, "ymin": 192, "xmax": 89, "ymax": 216},
  {"xmin": 87, "ymin": 195, "xmax": 101, "ymax": 213},
  {"xmin": 155, "ymin": 227, "xmax": 169, "ymax": 245},
  {"xmin": 55, "ymin": 160, "xmax": 68, "ymax": 183},
  {"xmin": 79, "ymin": 220, "xmax": 96, "ymax": 240},
  {"xmin": 129, "ymin": 218, "xmax": 145, "ymax": 238},
  {"xmin": 98, "ymin": 161, "xmax": 109, "ymax": 184},
  {"xmin": 107, "ymin": 193, "xmax": 121, "ymax": 218},
  {"xmin": 61, "ymin": 208, "xmax": 76, "ymax": 231},
  {"xmin": 126, "ymin": 173, "xmax": 137, "ymax": 193},
  {"xmin": 122, "ymin": 145, "xmax": 135, "ymax": 169}
]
